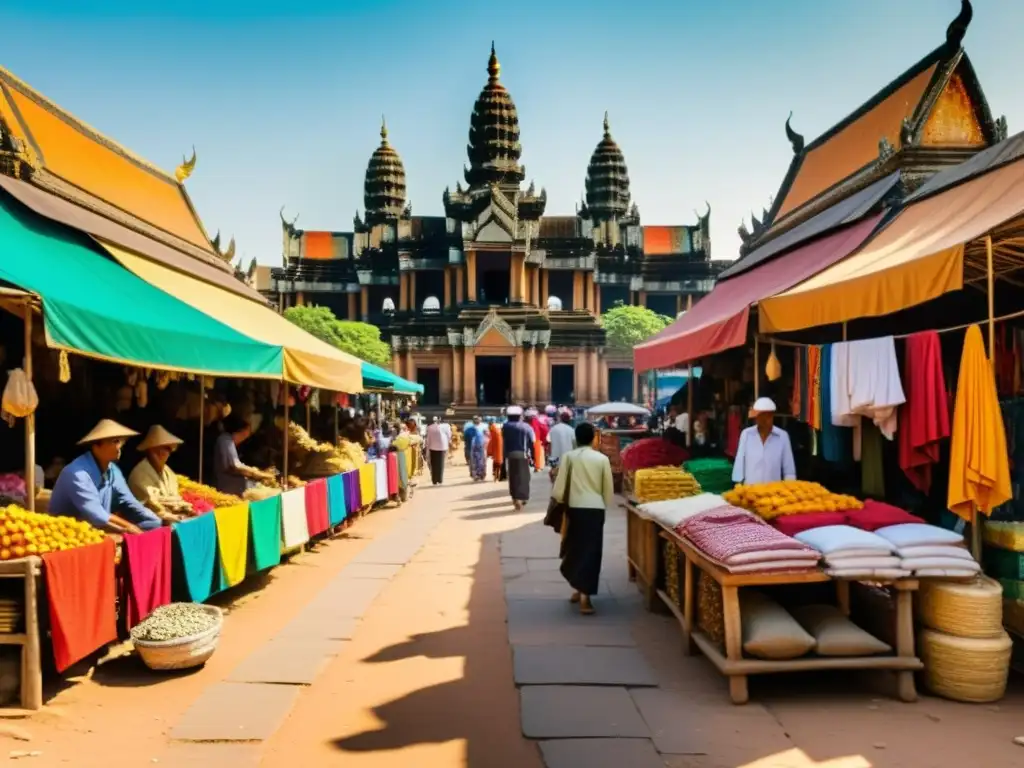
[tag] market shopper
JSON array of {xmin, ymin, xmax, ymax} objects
[
  {"xmin": 425, "ymin": 417, "xmax": 450, "ymax": 485},
  {"xmin": 50, "ymin": 419, "xmax": 162, "ymax": 534},
  {"xmin": 213, "ymin": 414, "xmax": 273, "ymax": 496},
  {"xmin": 502, "ymin": 406, "xmax": 536, "ymax": 510},
  {"xmin": 552, "ymin": 422, "xmax": 614, "ymax": 615},
  {"xmin": 547, "ymin": 410, "xmax": 576, "ymax": 473},
  {"xmin": 127, "ymin": 425, "xmax": 195, "ymax": 524},
  {"xmin": 487, "ymin": 416, "xmax": 505, "ymax": 482},
  {"xmin": 731, "ymin": 397, "xmax": 797, "ymax": 485},
  {"xmin": 468, "ymin": 415, "xmax": 488, "ymax": 481}
]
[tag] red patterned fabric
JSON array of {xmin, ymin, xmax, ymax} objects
[
  {"xmin": 676, "ymin": 507, "xmax": 816, "ymax": 564},
  {"xmin": 846, "ymin": 500, "xmax": 924, "ymax": 532},
  {"xmin": 304, "ymin": 479, "xmax": 330, "ymax": 536},
  {"xmin": 772, "ymin": 511, "xmax": 849, "ymax": 537}
]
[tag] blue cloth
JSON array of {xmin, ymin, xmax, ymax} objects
[
  {"xmin": 501, "ymin": 420, "xmax": 536, "ymax": 456},
  {"xmin": 172, "ymin": 513, "xmax": 218, "ymax": 602},
  {"xmin": 820, "ymin": 344, "xmax": 852, "ymax": 463},
  {"xmin": 731, "ymin": 426, "xmax": 797, "ymax": 484},
  {"xmin": 50, "ymin": 452, "xmax": 160, "ymax": 530},
  {"xmin": 213, "ymin": 432, "xmax": 251, "ymax": 497},
  {"xmin": 326, "ymin": 473, "xmax": 347, "ymax": 526}
]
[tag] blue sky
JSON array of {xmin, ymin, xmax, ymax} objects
[{"xmin": 2, "ymin": 0, "xmax": 1021, "ymax": 266}]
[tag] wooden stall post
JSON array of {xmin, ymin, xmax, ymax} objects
[
  {"xmin": 306, "ymin": 399, "xmax": 311, "ymax": 433},
  {"xmin": 22, "ymin": 303, "xmax": 35, "ymax": 512},
  {"xmin": 282, "ymin": 383, "xmax": 290, "ymax": 490},
  {"xmin": 686, "ymin": 362, "xmax": 694, "ymax": 448},
  {"xmin": 972, "ymin": 235, "xmax": 998, "ymax": 559},
  {"xmin": 197, "ymin": 379, "xmax": 206, "ymax": 485},
  {"xmin": 753, "ymin": 335, "xmax": 759, "ymax": 399},
  {"xmin": 334, "ymin": 401, "xmax": 340, "ymax": 444}
]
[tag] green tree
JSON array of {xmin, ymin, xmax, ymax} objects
[
  {"xmin": 600, "ymin": 302, "xmax": 673, "ymax": 348},
  {"xmin": 284, "ymin": 305, "xmax": 392, "ymax": 367}
]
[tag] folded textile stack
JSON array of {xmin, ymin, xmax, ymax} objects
[
  {"xmin": 676, "ymin": 506, "xmax": 820, "ymax": 574},
  {"xmin": 845, "ymin": 500, "xmax": 925, "ymax": 531},
  {"xmin": 794, "ymin": 525, "xmax": 907, "ymax": 579},
  {"xmin": 636, "ymin": 493, "xmax": 728, "ymax": 529},
  {"xmin": 682, "ymin": 458, "xmax": 734, "ymax": 495},
  {"xmin": 874, "ymin": 523, "xmax": 979, "ymax": 579},
  {"xmin": 633, "ymin": 466, "xmax": 701, "ymax": 503}
]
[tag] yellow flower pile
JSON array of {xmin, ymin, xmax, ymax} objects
[
  {"xmin": 178, "ymin": 476, "xmax": 243, "ymax": 508},
  {"xmin": 634, "ymin": 466, "xmax": 702, "ymax": 504},
  {"xmin": 0, "ymin": 504, "xmax": 105, "ymax": 559},
  {"xmin": 723, "ymin": 481, "xmax": 862, "ymax": 520}
]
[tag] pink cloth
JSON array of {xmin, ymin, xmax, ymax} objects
[
  {"xmin": 122, "ymin": 527, "xmax": 172, "ymax": 629},
  {"xmin": 304, "ymin": 479, "xmax": 330, "ymax": 536},
  {"xmin": 677, "ymin": 506, "xmax": 817, "ymax": 565}
]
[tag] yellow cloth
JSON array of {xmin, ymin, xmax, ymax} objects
[
  {"xmin": 359, "ymin": 463, "xmax": 375, "ymax": 507},
  {"xmin": 214, "ymin": 503, "xmax": 250, "ymax": 588},
  {"xmin": 948, "ymin": 325, "xmax": 1012, "ymax": 520}
]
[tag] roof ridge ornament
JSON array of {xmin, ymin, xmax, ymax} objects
[
  {"xmin": 603, "ymin": 111, "xmax": 611, "ymax": 138},
  {"xmin": 945, "ymin": 0, "xmax": 973, "ymax": 51},
  {"xmin": 785, "ymin": 112, "xmax": 804, "ymax": 154},
  {"xmin": 175, "ymin": 146, "xmax": 196, "ymax": 183}
]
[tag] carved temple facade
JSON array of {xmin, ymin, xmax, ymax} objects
[{"xmin": 255, "ymin": 45, "xmax": 728, "ymax": 408}]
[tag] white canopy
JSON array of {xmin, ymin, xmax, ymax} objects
[{"xmin": 586, "ymin": 402, "xmax": 651, "ymax": 418}]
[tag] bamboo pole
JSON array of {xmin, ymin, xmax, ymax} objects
[
  {"xmin": 23, "ymin": 302, "xmax": 35, "ymax": 512},
  {"xmin": 972, "ymin": 235, "xmax": 997, "ymax": 559},
  {"xmin": 282, "ymin": 383, "xmax": 290, "ymax": 490},
  {"xmin": 197, "ymin": 379, "xmax": 206, "ymax": 485},
  {"xmin": 753, "ymin": 335, "xmax": 760, "ymax": 400}
]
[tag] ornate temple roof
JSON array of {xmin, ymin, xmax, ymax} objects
[
  {"xmin": 363, "ymin": 117, "xmax": 407, "ymax": 224},
  {"xmin": 584, "ymin": 113, "xmax": 631, "ymax": 220},
  {"xmin": 464, "ymin": 43, "xmax": 524, "ymax": 189}
]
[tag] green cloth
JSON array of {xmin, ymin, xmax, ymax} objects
[
  {"xmin": 999, "ymin": 577, "xmax": 1024, "ymax": 601},
  {"xmin": 683, "ymin": 457, "xmax": 735, "ymax": 494},
  {"xmin": 326, "ymin": 474, "xmax": 347, "ymax": 526},
  {"xmin": 984, "ymin": 547, "xmax": 1024, "ymax": 580},
  {"xmin": 360, "ymin": 361, "xmax": 424, "ymax": 394},
  {"xmin": 249, "ymin": 495, "xmax": 283, "ymax": 571},
  {"xmin": 860, "ymin": 422, "xmax": 885, "ymax": 498},
  {"xmin": 172, "ymin": 514, "xmax": 218, "ymax": 603},
  {"xmin": 0, "ymin": 194, "xmax": 283, "ymax": 377}
]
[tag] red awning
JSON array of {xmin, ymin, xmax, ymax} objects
[{"xmin": 633, "ymin": 214, "xmax": 882, "ymax": 371}]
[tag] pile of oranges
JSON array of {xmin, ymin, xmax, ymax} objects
[{"xmin": 0, "ymin": 504, "xmax": 105, "ymax": 560}]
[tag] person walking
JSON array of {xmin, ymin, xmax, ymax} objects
[
  {"xmin": 502, "ymin": 406, "xmax": 536, "ymax": 510},
  {"xmin": 547, "ymin": 410, "xmax": 576, "ymax": 476},
  {"xmin": 468, "ymin": 416, "xmax": 488, "ymax": 481},
  {"xmin": 487, "ymin": 417, "xmax": 505, "ymax": 482},
  {"xmin": 551, "ymin": 422, "xmax": 613, "ymax": 615},
  {"xmin": 425, "ymin": 417, "xmax": 450, "ymax": 485}
]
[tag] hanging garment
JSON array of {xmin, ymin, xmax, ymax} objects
[
  {"xmin": 358, "ymin": 464, "xmax": 375, "ymax": 506},
  {"xmin": 249, "ymin": 495, "xmax": 283, "ymax": 571},
  {"xmin": 807, "ymin": 346, "xmax": 822, "ymax": 430},
  {"xmin": 374, "ymin": 458, "xmax": 388, "ymax": 501},
  {"xmin": 172, "ymin": 513, "xmax": 218, "ymax": 603},
  {"xmin": 343, "ymin": 469, "xmax": 361, "ymax": 515},
  {"xmin": 122, "ymin": 527, "xmax": 172, "ymax": 629},
  {"xmin": 819, "ymin": 343, "xmax": 851, "ymax": 464},
  {"xmin": 280, "ymin": 488, "xmax": 310, "ymax": 551},
  {"xmin": 898, "ymin": 331, "xmax": 950, "ymax": 494},
  {"xmin": 326, "ymin": 473, "xmax": 347, "ymax": 526},
  {"xmin": 215, "ymin": 503, "xmax": 250, "ymax": 590},
  {"xmin": 860, "ymin": 421, "xmax": 885, "ymax": 498},
  {"xmin": 387, "ymin": 453, "xmax": 399, "ymax": 496},
  {"xmin": 948, "ymin": 325, "xmax": 1012, "ymax": 519},
  {"xmin": 304, "ymin": 479, "xmax": 330, "ymax": 537},
  {"xmin": 790, "ymin": 347, "xmax": 803, "ymax": 418}
]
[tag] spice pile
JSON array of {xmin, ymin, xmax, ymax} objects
[
  {"xmin": 633, "ymin": 467, "xmax": 701, "ymax": 503},
  {"xmin": 723, "ymin": 481, "xmax": 862, "ymax": 520},
  {"xmin": 0, "ymin": 504, "xmax": 105, "ymax": 558},
  {"xmin": 178, "ymin": 476, "xmax": 243, "ymax": 509},
  {"xmin": 621, "ymin": 438, "xmax": 689, "ymax": 472},
  {"xmin": 130, "ymin": 603, "xmax": 218, "ymax": 642}
]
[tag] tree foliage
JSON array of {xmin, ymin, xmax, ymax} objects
[
  {"xmin": 600, "ymin": 302, "xmax": 673, "ymax": 348},
  {"xmin": 284, "ymin": 305, "xmax": 392, "ymax": 367}
]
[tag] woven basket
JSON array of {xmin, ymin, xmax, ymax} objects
[
  {"xmin": 132, "ymin": 605, "xmax": 223, "ymax": 671},
  {"xmin": 918, "ymin": 628, "xmax": 1012, "ymax": 703},
  {"xmin": 917, "ymin": 576, "xmax": 1004, "ymax": 639}
]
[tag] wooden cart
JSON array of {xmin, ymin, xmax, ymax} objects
[
  {"xmin": 624, "ymin": 502, "xmax": 922, "ymax": 705},
  {"xmin": 0, "ymin": 558, "xmax": 42, "ymax": 711}
]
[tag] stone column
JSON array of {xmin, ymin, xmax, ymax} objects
[
  {"xmin": 399, "ymin": 273, "xmax": 409, "ymax": 311},
  {"xmin": 360, "ymin": 286, "xmax": 369, "ymax": 320},
  {"xmin": 538, "ymin": 347, "xmax": 550, "ymax": 403},
  {"xmin": 598, "ymin": 354, "xmax": 609, "ymax": 402},
  {"xmin": 593, "ymin": 281, "xmax": 601, "ymax": 315},
  {"xmin": 687, "ymin": 294, "xmax": 693, "ymax": 311},
  {"xmin": 638, "ymin": 290, "xmax": 647, "ymax": 309},
  {"xmin": 467, "ymin": 251, "xmax": 477, "ymax": 302},
  {"xmin": 541, "ymin": 270, "xmax": 550, "ymax": 308},
  {"xmin": 463, "ymin": 346, "xmax": 477, "ymax": 404},
  {"xmin": 583, "ymin": 273, "xmax": 593, "ymax": 311},
  {"xmin": 441, "ymin": 350, "xmax": 454, "ymax": 404},
  {"xmin": 573, "ymin": 272, "xmax": 583, "ymax": 311},
  {"xmin": 676, "ymin": 294, "xmax": 683, "ymax": 316},
  {"xmin": 513, "ymin": 348, "xmax": 525, "ymax": 402},
  {"xmin": 405, "ymin": 350, "xmax": 414, "ymax": 384},
  {"xmin": 576, "ymin": 350, "xmax": 589, "ymax": 403},
  {"xmin": 296, "ymin": 291, "xmax": 306, "ymax": 307},
  {"xmin": 409, "ymin": 272, "xmax": 417, "ymax": 312},
  {"xmin": 588, "ymin": 349, "xmax": 600, "ymax": 404},
  {"xmin": 456, "ymin": 266, "xmax": 465, "ymax": 305},
  {"xmin": 526, "ymin": 347, "xmax": 538, "ymax": 403},
  {"xmin": 531, "ymin": 268, "xmax": 540, "ymax": 308},
  {"xmin": 444, "ymin": 267, "xmax": 452, "ymax": 309},
  {"xmin": 347, "ymin": 292, "xmax": 357, "ymax": 321},
  {"xmin": 518, "ymin": 255, "xmax": 527, "ymax": 303},
  {"xmin": 452, "ymin": 347, "xmax": 463, "ymax": 405}
]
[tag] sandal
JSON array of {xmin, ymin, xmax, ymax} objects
[
  {"xmin": 570, "ymin": 591, "xmax": 580, "ymax": 604},
  {"xmin": 579, "ymin": 597, "xmax": 595, "ymax": 615}
]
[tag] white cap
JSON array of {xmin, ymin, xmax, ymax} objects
[
  {"xmin": 506, "ymin": 405, "xmax": 524, "ymax": 416},
  {"xmin": 750, "ymin": 397, "xmax": 777, "ymax": 416}
]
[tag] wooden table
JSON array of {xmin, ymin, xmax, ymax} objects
[
  {"xmin": 623, "ymin": 502, "xmax": 922, "ymax": 705},
  {"xmin": 0, "ymin": 557, "xmax": 42, "ymax": 711}
]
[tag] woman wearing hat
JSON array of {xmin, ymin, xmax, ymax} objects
[
  {"xmin": 731, "ymin": 397, "xmax": 797, "ymax": 485},
  {"xmin": 128, "ymin": 425, "xmax": 195, "ymax": 524},
  {"xmin": 49, "ymin": 419, "xmax": 162, "ymax": 533}
]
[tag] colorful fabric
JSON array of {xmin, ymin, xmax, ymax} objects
[
  {"xmin": 343, "ymin": 469, "xmax": 361, "ymax": 514},
  {"xmin": 249, "ymin": 495, "xmax": 282, "ymax": 571},
  {"xmin": 790, "ymin": 346, "xmax": 802, "ymax": 418},
  {"xmin": 387, "ymin": 453, "xmax": 399, "ymax": 496},
  {"xmin": 172, "ymin": 513, "xmax": 218, "ymax": 602},
  {"xmin": 677, "ymin": 507, "xmax": 817, "ymax": 566},
  {"xmin": 326, "ymin": 473, "xmax": 347, "ymax": 525},
  {"xmin": 396, "ymin": 450, "xmax": 409, "ymax": 490},
  {"xmin": 819, "ymin": 343, "xmax": 851, "ymax": 463},
  {"xmin": 772, "ymin": 511, "xmax": 849, "ymax": 537},
  {"xmin": 304, "ymin": 479, "xmax": 330, "ymax": 536},
  {"xmin": 214, "ymin": 503, "xmax": 250, "ymax": 590},
  {"xmin": 359, "ymin": 463, "xmax": 375, "ymax": 506},
  {"xmin": 122, "ymin": 526, "xmax": 172, "ymax": 628},
  {"xmin": 43, "ymin": 539, "xmax": 117, "ymax": 673},
  {"xmin": 898, "ymin": 331, "xmax": 950, "ymax": 493},
  {"xmin": 280, "ymin": 488, "xmax": 309, "ymax": 550},
  {"xmin": 807, "ymin": 345, "xmax": 822, "ymax": 430},
  {"xmin": 845, "ymin": 500, "xmax": 924, "ymax": 532},
  {"xmin": 949, "ymin": 325, "xmax": 1012, "ymax": 519},
  {"xmin": 374, "ymin": 458, "xmax": 388, "ymax": 501}
]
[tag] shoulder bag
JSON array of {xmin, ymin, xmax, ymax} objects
[{"xmin": 544, "ymin": 456, "xmax": 573, "ymax": 533}]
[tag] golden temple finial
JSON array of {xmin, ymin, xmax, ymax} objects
[
  {"xmin": 488, "ymin": 41, "xmax": 500, "ymax": 81},
  {"xmin": 380, "ymin": 115, "xmax": 389, "ymax": 143},
  {"xmin": 175, "ymin": 146, "xmax": 196, "ymax": 183},
  {"xmin": 603, "ymin": 111, "xmax": 610, "ymax": 137}
]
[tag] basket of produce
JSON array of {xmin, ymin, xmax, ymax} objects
[{"xmin": 130, "ymin": 603, "xmax": 223, "ymax": 671}]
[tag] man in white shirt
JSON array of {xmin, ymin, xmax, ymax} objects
[
  {"xmin": 547, "ymin": 411, "xmax": 576, "ymax": 472},
  {"xmin": 425, "ymin": 417, "xmax": 450, "ymax": 485},
  {"xmin": 731, "ymin": 397, "xmax": 797, "ymax": 485}
]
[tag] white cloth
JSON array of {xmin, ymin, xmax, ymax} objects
[
  {"xmin": 896, "ymin": 545, "xmax": 973, "ymax": 560},
  {"xmin": 874, "ymin": 523, "xmax": 964, "ymax": 548},
  {"xmin": 794, "ymin": 525, "xmax": 894, "ymax": 555},
  {"xmin": 548, "ymin": 423, "xmax": 576, "ymax": 462},
  {"xmin": 726, "ymin": 549, "xmax": 822, "ymax": 565},
  {"xmin": 902, "ymin": 556, "xmax": 980, "ymax": 572},
  {"xmin": 730, "ymin": 426, "xmax": 796, "ymax": 484},
  {"xmin": 674, "ymin": 413, "xmax": 690, "ymax": 435},
  {"xmin": 824, "ymin": 555, "xmax": 902, "ymax": 569},
  {"xmin": 426, "ymin": 422, "xmax": 450, "ymax": 452},
  {"xmin": 551, "ymin": 447, "xmax": 614, "ymax": 510},
  {"xmin": 827, "ymin": 568, "xmax": 911, "ymax": 579},
  {"xmin": 914, "ymin": 568, "xmax": 979, "ymax": 579},
  {"xmin": 374, "ymin": 458, "xmax": 388, "ymax": 501},
  {"xmin": 830, "ymin": 338, "xmax": 906, "ymax": 457},
  {"xmin": 280, "ymin": 488, "xmax": 310, "ymax": 549},
  {"xmin": 725, "ymin": 559, "xmax": 818, "ymax": 574},
  {"xmin": 637, "ymin": 494, "xmax": 728, "ymax": 528}
]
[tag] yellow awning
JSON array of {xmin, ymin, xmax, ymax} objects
[
  {"xmin": 100, "ymin": 242, "xmax": 364, "ymax": 392},
  {"xmin": 759, "ymin": 158, "xmax": 1024, "ymax": 333}
]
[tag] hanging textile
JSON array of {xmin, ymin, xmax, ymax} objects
[
  {"xmin": 172, "ymin": 513, "xmax": 218, "ymax": 603},
  {"xmin": 790, "ymin": 346, "xmax": 803, "ymax": 418},
  {"xmin": 373, "ymin": 458, "xmax": 388, "ymax": 502},
  {"xmin": 819, "ymin": 343, "xmax": 851, "ymax": 464},
  {"xmin": 898, "ymin": 331, "xmax": 950, "ymax": 493},
  {"xmin": 249, "ymin": 495, "xmax": 283, "ymax": 571},
  {"xmin": 326, "ymin": 473, "xmax": 347, "ymax": 526},
  {"xmin": 343, "ymin": 469, "xmax": 362, "ymax": 515},
  {"xmin": 860, "ymin": 421, "xmax": 885, "ymax": 498},
  {"xmin": 948, "ymin": 325, "xmax": 1012, "ymax": 519},
  {"xmin": 386, "ymin": 453, "xmax": 399, "ymax": 496},
  {"xmin": 831, "ymin": 337, "xmax": 905, "ymax": 438},
  {"xmin": 359, "ymin": 463, "xmax": 375, "ymax": 507},
  {"xmin": 43, "ymin": 539, "xmax": 117, "ymax": 673},
  {"xmin": 806, "ymin": 346, "xmax": 822, "ymax": 430},
  {"xmin": 304, "ymin": 479, "xmax": 330, "ymax": 537},
  {"xmin": 215, "ymin": 503, "xmax": 250, "ymax": 590},
  {"xmin": 122, "ymin": 527, "xmax": 172, "ymax": 629},
  {"xmin": 397, "ymin": 449, "xmax": 410, "ymax": 490},
  {"xmin": 280, "ymin": 488, "xmax": 310, "ymax": 550}
]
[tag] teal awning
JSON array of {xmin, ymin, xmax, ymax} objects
[
  {"xmin": 0, "ymin": 193, "xmax": 283, "ymax": 377},
  {"xmin": 360, "ymin": 362, "xmax": 424, "ymax": 395}
]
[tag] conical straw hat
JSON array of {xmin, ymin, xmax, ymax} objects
[
  {"xmin": 77, "ymin": 419, "xmax": 138, "ymax": 445},
  {"xmin": 136, "ymin": 424, "xmax": 184, "ymax": 452}
]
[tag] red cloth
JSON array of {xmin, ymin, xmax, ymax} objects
[
  {"xmin": 122, "ymin": 527, "xmax": 172, "ymax": 629},
  {"xmin": 304, "ymin": 479, "xmax": 330, "ymax": 536},
  {"xmin": 898, "ymin": 331, "xmax": 950, "ymax": 493},
  {"xmin": 724, "ymin": 409, "xmax": 741, "ymax": 459},
  {"xmin": 846, "ymin": 500, "xmax": 925, "ymax": 532},
  {"xmin": 771, "ymin": 511, "xmax": 848, "ymax": 537},
  {"xmin": 386, "ymin": 453, "xmax": 399, "ymax": 495},
  {"xmin": 43, "ymin": 539, "xmax": 117, "ymax": 673}
]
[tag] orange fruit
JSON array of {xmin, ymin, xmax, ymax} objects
[
  {"xmin": 0, "ymin": 549, "xmax": 9, "ymax": 560},
  {"xmin": 11, "ymin": 533, "xmax": 24, "ymax": 546},
  {"xmin": 12, "ymin": 546, "xmax": 25, "ymax": 559}
]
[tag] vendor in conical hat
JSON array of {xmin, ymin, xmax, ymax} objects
[
  {"xmin": 50, "ymin": 419, "xmax": 162, "ymax": 534},
  {"xmin": 128, "ymin": 425, "xmax": 195, "ymax": 523}
]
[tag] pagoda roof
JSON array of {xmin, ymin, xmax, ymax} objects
[{"xmin": 0, "ymin": 65, "xmax": 225, "ymax": 269}]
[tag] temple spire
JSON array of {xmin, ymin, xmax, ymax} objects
[
  {"xmin": 488, "ymin": 41, "xmax": 501, "ymax": 81},
  {"xmin": 603, "ymin": 111, "xmax": 611, "ymax": 137},
  {"xmin": 380, "ymin": 115, "xmax": 389, "ymax": 143}
]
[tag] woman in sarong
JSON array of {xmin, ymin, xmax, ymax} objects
[
  {"xmin": 469, "ymin": 416, "xmax": 488, "ymax": 481},
  {"xmin": 550, "ymin": 422, "xmax": 613, "ymax": 615}
]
